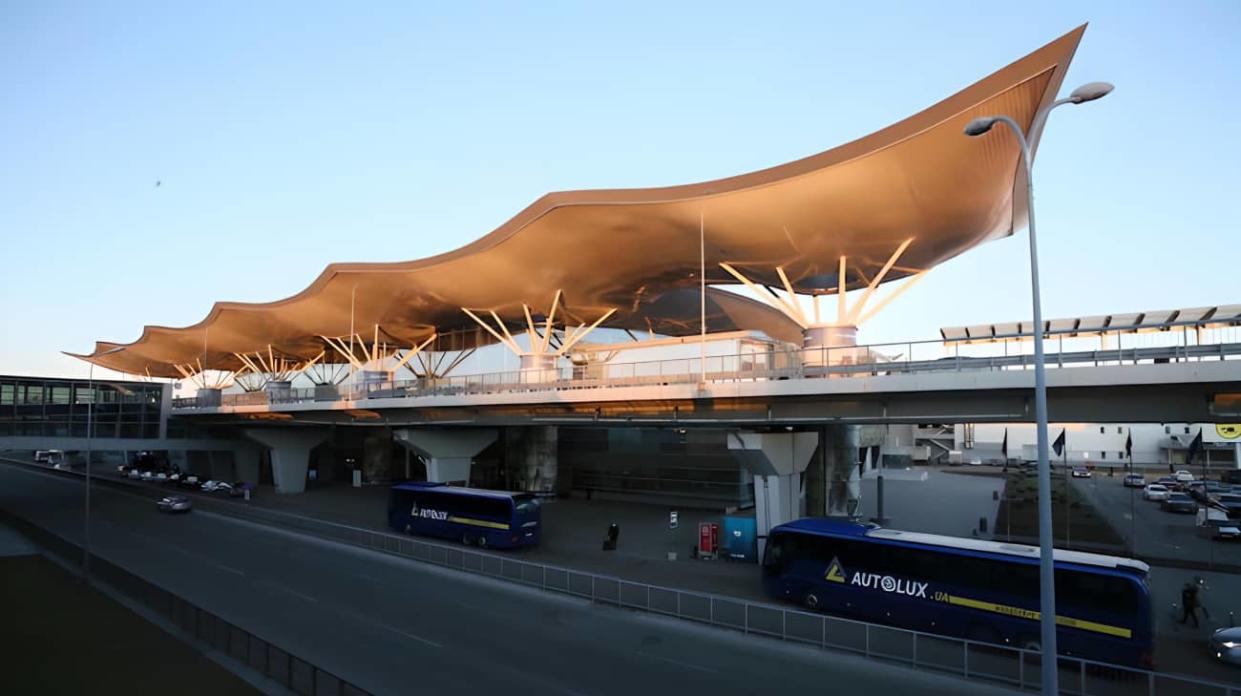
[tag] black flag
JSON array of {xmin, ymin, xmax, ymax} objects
[
  {"xmin": 1052, "ymin": 429, "xmax": 1066, "ymax": 458},
  {"xmin": 1001, "ymin": 429, "xmax": 1008, "ymax": 460},
  {"xmin": 1187, "ymin": 428, "xmax": 1203, "ymax": 465},
  {"xmin": 1125, "ymin": 431, "xmax": 1133, "ymax": 459}
]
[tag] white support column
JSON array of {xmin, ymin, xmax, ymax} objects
[
  {"xmin": 245, "ymin": 428, "xmax": 328, "ymax": 494},
  {"xmin": 727, "ymin": 431, "xmax": 819, "ymax": 558},
  {"xmin": 392, "ymin": 428, "xmax": 497, "ymax": 484},
  {"xmin": 462, "ymin": 291, "xmax": 614, "ymax": 383},
  {"xmin": 718, "ymin": 242, "xmax": 926, "ymax": 369}
]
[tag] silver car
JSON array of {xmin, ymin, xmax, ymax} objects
[
  {"xmin": 1210, "ymin": 626, "xmax": 1241, "ymax": 666},
  {"xmin": 157, "ymin": 495, "xmax": 192, "ymax": 513}
]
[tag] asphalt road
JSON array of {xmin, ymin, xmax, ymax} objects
[{"xmin": 0, "ymin": 465, "xmax": 1014, "ymax": 696}]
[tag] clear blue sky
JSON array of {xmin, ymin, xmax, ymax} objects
[{"xmin": 2, "ymin": 1, "xmax": 1238, "ymax": 378}]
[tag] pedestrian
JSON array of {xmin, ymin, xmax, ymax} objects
[{"xmin": 1180, "ymin": 580, "xmax": 1201, "ymax": 628}]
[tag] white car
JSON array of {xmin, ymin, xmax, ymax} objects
[
  {"xmin": 140, "ymin": 470, "xmax": 156, "ymax": 481},
  {"xmin": 201, "ymin": 480, "xmax": 232, "ymax": 493},
  {"xmin": 1175, "ymin": 470, "xmax": 1195, "ymax": 483},
  {"xmin": 1143, "ymin": 484, "xmax": 1170, "ymax": 501},
  {"xmin": 128, "ymin": 469, "xmax": 143, "ymax": 480}
]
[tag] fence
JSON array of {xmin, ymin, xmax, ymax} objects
[
  {"xmin": 0, "ymin": 505, "xmax": 370, "ymax": 696},
  {"xmin": 6, "ymin": 458, "xmax": 1239, "ymax": 696}
]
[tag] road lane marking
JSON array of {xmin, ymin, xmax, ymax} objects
[
  {"xmin": 637, "ymin": 651, "xmax": 720, "ymax": 674},
  {"xmin": 386, "ymin": 626, "xmax": 443, "ymax": 648},
  {"xmin": 283, "ymin": 587, "xmax": 319, "ymax": 604},
  {"xmin": 332, "ymin": 606, "xmax": 443, "ymax": 648}
]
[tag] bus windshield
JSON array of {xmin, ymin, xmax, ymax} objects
[{"xmin": 514, "ymin": 496, "xmax": 540, "ymax": 515}]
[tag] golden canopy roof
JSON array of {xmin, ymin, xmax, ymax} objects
[{"xmin": 72, "ymin": 26, "xmax": 1086, "ymax": 377}]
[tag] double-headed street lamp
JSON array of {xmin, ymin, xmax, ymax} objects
[{"xmin": 965, "ymin": 80, "xmax": 1112, "ymax": 696}]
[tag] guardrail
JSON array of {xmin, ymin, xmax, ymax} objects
[
  {"xmin": 172, "ymin": 319, "xmax": 1241, "ymax": 410},
  {"xmin": 10, "ymin": 458, "xmax": 1234, "ymax": 696},
  {"xmin": 0, "ymin": 506, "xmax": 369, "ymax": 696}
]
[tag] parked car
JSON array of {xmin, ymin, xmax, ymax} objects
[
  {"xmin": 34, "ymin": 449, "xmax": 64, "ymax": 464},
  {"xmin": 228, "ymin": 481, "xmax": 255, "ymax": 498},
  {"xmin": 127, "ymin": 469, "xmax": 143, "ymax": 480},
  {"xmin": 1210, "ymin": 626, "xmax": 1241, "ymax": 665},
  {"xmin": 1123, "ymin": 473, "xmax": 1147, "ymax": 488},
  {"xmin": 202, "ymin": 480, "xmax": 233, "ymax": 494},
  {"xmin": 1154, "ymin": 476, "xmax": 1183, "ymax": 491},
  {"xmin": 1143, "ymin": 484, "xmax": 1170, "ymax": 501},
  {"xmin": 1213, "ymin": 525, "xmax": 1241, "ymax": 541},
  {"xmin": 177, "ymin": 475, "xmax": 200, "ymax": 489},
  {"xmin": 1070, "ymin": 466, "xmax": 1092, "ymax": 479},
  {"xmin": 1174, "ymin": 469, "xmax": 1195, "ymax": 483},
  {"xmin": 1162, "ymin": 493, "xmax": 1198, "ymax": 513},
  {"xmin": 1214, "ymin": 494, "xmax": 1241, "ymax": 518},
  {"xmin": 156, "ymin": 495, "xmax": 192, "ymax": 513}
]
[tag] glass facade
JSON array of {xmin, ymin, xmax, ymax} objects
[{"xmin": 0, "ymin": 375, "xmax": 165, "ymax": 439}]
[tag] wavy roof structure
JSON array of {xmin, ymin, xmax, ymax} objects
[{"xmin": 73, "ymin": 26, "xmax": 1086, "ymax": 378}]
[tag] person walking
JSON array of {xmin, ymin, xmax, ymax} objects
[{"xmin": 1180, "ymin": 580, "xmax": 1202, "ymax": 628}]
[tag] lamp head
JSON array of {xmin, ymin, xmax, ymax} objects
[
  {"xmin": 964, "ymin": 117, "xmax": 997, "ymax": 137},
  {"xmin": 1068, "ymin": 81, "xmax": 1113, "ymax": 104}
]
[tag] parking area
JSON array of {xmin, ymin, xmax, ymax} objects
[{"xmin": 1069, "ymin": 474, "xmax": 1237, "ymax": 569}]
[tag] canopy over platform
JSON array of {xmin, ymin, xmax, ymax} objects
[
  {"xmin": 940, "ymin": 304, "xmax": 1241, "ymax": 344},
  {"xmin": 72, "ymin": 27, "xmax": 1087, "ymax": 378}
]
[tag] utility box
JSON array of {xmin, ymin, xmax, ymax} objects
[
  {"xmin": 723, "ymin": 516, "xmax": 757, "ymax": 562},
  {"xmin": 352, "ymin": 469, "xmax": 362, "ymax": 488},
  {"xmin": 698, "ymin": 522, "xmax": 718, "ymax": 558}
]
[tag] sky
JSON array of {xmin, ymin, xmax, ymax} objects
[{"xmin": 2, "ymin": 1, "xmax": 1239, "ymax": 380}]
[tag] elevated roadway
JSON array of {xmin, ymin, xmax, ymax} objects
[
  {"xmin": 174, "ymin": 353, "xmax": 1241, "ymax": 427},
  {"xmin": 0, "ymin": 463, "xmax": 1014, "ymax": 696}
]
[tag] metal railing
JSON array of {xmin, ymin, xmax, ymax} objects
[
  {"xmin": 172, "ymin": 318, "xmax": 1241, "ymax": 410},
  {"xmin": 5, "ymin": 457, "xmax": 1238, "ymax": 696},
  {"xmin": 0, "ymin": 506, "xmax": 369, "ymax": 696}
]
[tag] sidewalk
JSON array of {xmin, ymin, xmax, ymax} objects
[{"xmin": 246, "ymin": 482, "xmax": 764, "ymax": 600}]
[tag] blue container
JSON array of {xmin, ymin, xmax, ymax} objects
[{"xmin": 722, "ymin": 515, "xmax": 757, "ymax": 562}]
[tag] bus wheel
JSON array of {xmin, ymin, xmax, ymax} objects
[
  {"xmin": 804, "ymin": 594, "xmax": 819, "ymax": 610},
  {"xmin": 1019, "ymin": 636, "xmax": 1041, "ymax": 653},
  {"xmin": 461, "ymin": 533, "xmax": 472, "ymax": 546},
  {"xmin": 477, "ymin": 536, "xmax": 488, "ymax": 548}
]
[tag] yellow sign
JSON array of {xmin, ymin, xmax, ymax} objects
[
  {"xmin": 1217, "ymin": 424, "xmax": 1241, "ymax": 440},
  {"xmin": 824, "ymin": 558, "xmax": 847, "ymax": 584}
]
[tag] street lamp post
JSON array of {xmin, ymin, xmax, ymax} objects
[
  {"xmin": 83, "ymin": 361, "xmax": 94, "ymax": 583},
  {"xmin": 965, "ymin": 81, "xmax": 1112, "ymax": 696}
]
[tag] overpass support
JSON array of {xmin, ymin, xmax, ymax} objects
[
  {"xmin": 506, "ymin": 426, "xmax": 560, "ymax": 495},
  {"xmin": 805, "ymin": 425, "xmax": 864, "ymax": 518},
  {"xmin": 393, "ymin": 428, "xmax": 497, "ymax": 484},
  {"xmin": 728, "ymin": 431, "xmax": 818, "ymax": 557},
  {"xmin": 245, "ymin": 428, "xmax": 328, "ymax": 494}
]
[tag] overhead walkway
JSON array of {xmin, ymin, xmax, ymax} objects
[{"xmin": 170, "ymin": 318, "xmax": 1241, "ymax": 426}]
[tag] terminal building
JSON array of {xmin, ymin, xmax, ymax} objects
[{"xmin": 14, "ymin": 27, "xmax": 1239, "ymax": 548}]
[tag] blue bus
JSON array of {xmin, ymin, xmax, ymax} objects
[
  {"xmin": 388, "ymin": 482, "xmax": 541, "ymax": 549},
  {"xmin": 762, "ymin": 519, "xmax": 1153, "ymax": 668}
]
